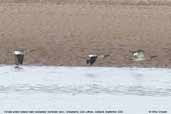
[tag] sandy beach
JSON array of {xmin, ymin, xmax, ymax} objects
[{"xmin": 0, "ymin": 1, "xmax": 171, "ymax": 67}]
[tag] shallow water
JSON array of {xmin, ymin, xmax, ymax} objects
[{"xmin": 0, "ymin": 66, "xmax": 171, "ymax": 96}]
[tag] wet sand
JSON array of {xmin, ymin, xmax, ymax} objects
[{"xmin": 0, "ymin": 1, "xmax": 171, "ymax": 67}]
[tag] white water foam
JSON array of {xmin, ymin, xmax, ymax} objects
[{"xmin": 0, "ymin": 66, "xmax": 171, "ymax": 114}]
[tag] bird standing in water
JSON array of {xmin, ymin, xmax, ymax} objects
[
  {"xmin": 130, "ymin": 49, "xmax": 145, "ymax": 61},
  {"xmin": 86, "ymin": 55, "xmax": 98, "ymax": 66},
  {"xmin": 14, "ymin": 49, "xmax": 25, "ymax": 69}
]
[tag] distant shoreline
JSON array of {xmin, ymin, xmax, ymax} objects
[{"xmin": 1, "ymin": 0, "xmax": 171, "ymax": 6}]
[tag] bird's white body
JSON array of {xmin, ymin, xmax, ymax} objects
[
  {"xmin": 88, "ymin": 54, "xmax": 97, "ymax": 58},
  {"xmin": 14, "ymin": 50, "xmax": 24, "ymax": 55}
]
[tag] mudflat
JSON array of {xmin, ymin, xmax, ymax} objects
[{"xmin": 0, "ymin": 1, "xmax": 171, "ymax": 67}]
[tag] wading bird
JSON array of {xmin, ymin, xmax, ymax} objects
[
  {"xmin": 14, "ymin": 49, "xmax": 25, "ymax": 66},
  {"xmin": 86, "ymin": 54, "xmax": 98, "ymax": 66},
  {"xmin": 130, "ymin": 49, "xmax": 145, "ymax": 61}
]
